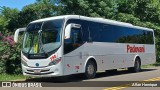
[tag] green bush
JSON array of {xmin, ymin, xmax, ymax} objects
[
  {"xmin": 0, "ymin": 42, "xmax": 8, "ymax": 73},
  {"xmin": 0, "ymin": 33, "xmax": 22, "ymax": 74},
  {"xmin": 5, "ymin": 43, "xmax": 21, "ymax": 74}
]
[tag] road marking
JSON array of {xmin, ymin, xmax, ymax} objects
[{"xmin": 103, "ymin": 77, "xmax": 160, "ymax": 90}]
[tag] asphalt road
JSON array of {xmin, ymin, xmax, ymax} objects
[{"xmin": 1, "ymin": 66, "xmax": 160, "ymax": 90}]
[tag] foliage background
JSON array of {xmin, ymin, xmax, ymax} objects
[{"xmin": 1, "ymin": 0, "xmax": 160, "ymax": 74}]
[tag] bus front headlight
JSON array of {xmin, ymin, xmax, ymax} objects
[
  {"xmin": 48, "ymin": 57, "xmax": 61, "ymax": 66},
  {"xmin": 21, "ymin": 60, "xmax": 28, "ymax": 66}
]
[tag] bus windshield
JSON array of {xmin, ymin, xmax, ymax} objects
[{"xmin": 22, "ymin": 19, "xmax": 63, "ymax": 58}]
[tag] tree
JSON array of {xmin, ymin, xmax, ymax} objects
[
  {"xmin": 0, "ymin": 6, "xmax": 19, "ymax": 32},
  {"xmin": 60, "ymin": 0, "xmax": 116, "ymax": 18},
  {"xmin": 117, "ymin": 0, "xmax": 136, "ymax": 15},
  {"xmin": 117, "ymin": 0, "xmax": 160, "ymax": 23},
  {"xmin": 16, "ymin": 0, "xmax": 57, "ymax": 28},
  {"xmin": 0, "ymin": 16, "xmax": 8, "ymax": 34}
]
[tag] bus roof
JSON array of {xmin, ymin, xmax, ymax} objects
[{"xmin": 31, "ymin": 15, "xmax": 153, "ymax": 31}]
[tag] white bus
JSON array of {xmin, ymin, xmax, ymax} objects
[{"xmin": 14, "ymin": 15, "xmax": 156, "ymax": 79}]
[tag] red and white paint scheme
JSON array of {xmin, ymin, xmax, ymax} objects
[{"xmin": 14, "ymin": 15, "xmax": 156, "ymax": 79}]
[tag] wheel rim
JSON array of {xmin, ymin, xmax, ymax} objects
[{"xmin": 87, "ymin": 64, "xmax": 94, "ymax": 75}]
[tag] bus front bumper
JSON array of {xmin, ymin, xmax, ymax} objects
[{"xmin": 22, "ymin": 64, "xmax": 63, "ymax": 77}]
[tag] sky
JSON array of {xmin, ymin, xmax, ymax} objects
[{"xmin": 0, "ymin": 0, "xmax": 36, "ymax": 10}]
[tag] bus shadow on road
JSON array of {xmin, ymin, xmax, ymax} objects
[
  {"xmin": 25, "ymin": 73, "xmax": 87, "ymax": 83},
  {"xmin": 95, "ymin": 68, "xmax": 157, "ymax": 79},
  {"xmin": 25, "ymin": 68, "xmax": 157, "ymax": 83}
]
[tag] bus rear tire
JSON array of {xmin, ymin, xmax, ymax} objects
[
  {"xmin": 128, "ymin": 58, "xmax": 141, "ymax": 72},
  {"xmin": 84, "ymin": 60, "xmax": 96, "ymax": 79}
]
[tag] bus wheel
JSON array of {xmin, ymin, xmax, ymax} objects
[
  {"xmin": 128, "ymin": 58, "xmax": 141, "ymax": 72},
  {"xmin": 85, "ymin": 60, "xmax": 96, "ymax": 79}
]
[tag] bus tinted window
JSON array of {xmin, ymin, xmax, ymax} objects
[
  {"xmin": 88, "ymin": 22, "xmax": 101, "ymax": 42},
  {"xmin": 66, "ymin": 19, "xmax": 154, "ymax": 44},
  {"xmin": 66, "ymin": 19, "xmax": 89, "ymax": 42},
  {"xmin": 64, "ymin": 19, "xmax": 89, "ymax": 54},
  {"xmin": 99, "ymin": 25, "xmax": 115, "ymax": 42},
  {"xmin": 88, "ymin": 22, "xmax": 154, "ymax": 44},
  {"xmin": 80, "ymin": 20, "xmax": 89, "ymax": 42},
  {"xmin": 103, "ymin": 24, "xmax": 154, "ymax": 44}
]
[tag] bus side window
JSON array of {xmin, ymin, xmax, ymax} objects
[
  {"xmin": 80, "ymin": 20, "xmax": 89, "ymax": 42},
  {"xmin": 64, "ymin": 19, "xmax": 90, "ymax": 54},
  {"xmin": 64, "ymin": 25, "xmax": 83, "ymax": 54},
  {"xmin": 88, "ymin": 22, "xmax": 101, "ymax": 42},
  {"xmin": 71, "ymin": 28, "xmax": 82, "ymax": 45}
]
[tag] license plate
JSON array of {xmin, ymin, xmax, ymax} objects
[{"xmin": 34, "ymin": 69, "xmax": 41, "ymax": 73}]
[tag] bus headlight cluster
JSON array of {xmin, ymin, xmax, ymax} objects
[
  {"xmin": 21, "ymin": 60, "xmax": 28, "ymax": 66},
  {"xmin": 48, "ymin": 57, "xmax": 61, "ymax": 66}
]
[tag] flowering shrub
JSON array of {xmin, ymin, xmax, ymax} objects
[
  {"xmin": 0, "ymin": 32, "xmax": 22, "ymax": 74},
  {"xmin": 3, "ymin": 36, "xmax": 15, "ymax": 46}
]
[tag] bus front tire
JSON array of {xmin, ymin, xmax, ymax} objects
[
  {"xmin": 85, "ymin": 61, "xmax": 96, "ymax": 79},
  {"xmin": 128, "ymin": 58, "xmax": 141, "ymax": 72}
]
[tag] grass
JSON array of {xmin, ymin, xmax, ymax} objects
[
  {"xmin": 142, "ymin": 62, "xmax": 160, "ymax": 68},
  {"xmin": 0, "ymin": 74, "xmax": 29, "ymax": 81}
]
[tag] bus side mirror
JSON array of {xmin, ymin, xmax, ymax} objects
[
  {"xmin": 65, "ymin": 23, "xmax": 81, "ymax": 39},
  {"xmin": 14, "ymin": 28, "xmax": 26, "ymax": 43}
]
